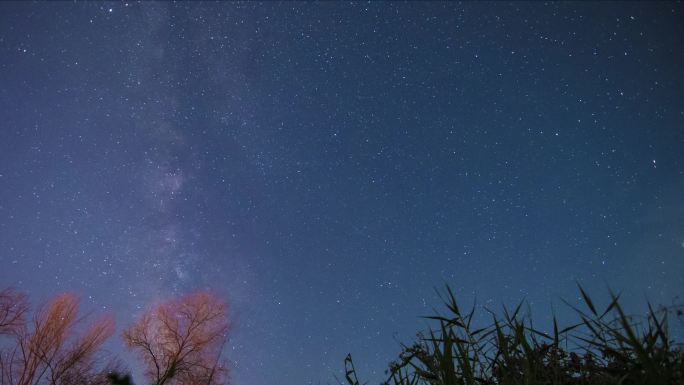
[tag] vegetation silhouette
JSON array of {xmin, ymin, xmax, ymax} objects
[
  {"xmin": 343, "ymin": 286, "xmax": 684, "ymax": 385},
  {"xmin": 106, "ymin": 373, "xmax": 135, "ymax": 385}
]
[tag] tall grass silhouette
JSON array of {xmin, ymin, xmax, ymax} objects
[{"xmin": 344, "ymin": 286, "xmax": 684, "ymax": 385}]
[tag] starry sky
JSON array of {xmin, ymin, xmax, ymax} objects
[{"xmin": 1, "ymin": 2, "xmax": 683, "ymax": 384}]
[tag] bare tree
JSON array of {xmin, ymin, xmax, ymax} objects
[
  {"xmin": 0, "ymin": 291, "xmax": 115, "ymax": 385},
  {"xmin": 0, "ymin": 289, "xmax": 28, "ymax": 336},
  {"xmin": 123, "ymin": 292, "xmax": 229, "ymax": 385}
]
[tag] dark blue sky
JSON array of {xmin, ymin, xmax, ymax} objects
[{"xmin": 1, "ymin": 2, "xmax": 683, "ymax": 384}]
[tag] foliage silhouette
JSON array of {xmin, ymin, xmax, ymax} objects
[
  {"xmin": 106, "ymin": 372, "xmax": 135, "ymax": 385},
  {"xmin": 344, "ymin": 286, "xmax": 684, "ymax": 385}
]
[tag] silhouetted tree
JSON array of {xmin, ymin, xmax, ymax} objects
[
  {"xmin": 0, "ymin": 291, "xmax": 115, "ymax": 385},
  {"xmin": 122, "ymin": 292, "xmax": 229, "ymax": 385}
]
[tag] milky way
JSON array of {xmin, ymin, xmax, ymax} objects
[{"xmin": 1, "ymin": 2, "xmax": 683, "ymax": 384}]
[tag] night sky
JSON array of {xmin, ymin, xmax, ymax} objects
[{"xmin": 1, "ymin": 2, "xmax": 683, "ymax": 384}]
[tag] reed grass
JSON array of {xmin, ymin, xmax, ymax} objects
[{"xmin": 343, "ymin": 286, "xmax": 684, "ymax": 385}]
